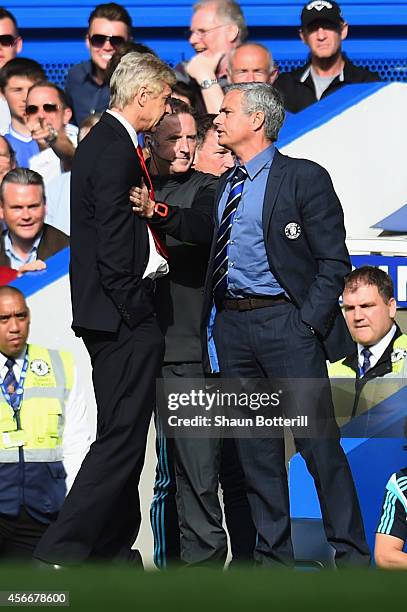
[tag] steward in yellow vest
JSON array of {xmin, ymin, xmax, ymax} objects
[
  {"xmin": 328, "ymin": 327, "xmax": 407, "ymax": 425},
  {"xmin": 0, "ymin": 344, "xmax": 73, "ymax": 510},
  {"xmin": 0, "ymin": 286, "xmax": 90, "ymax": 559}
]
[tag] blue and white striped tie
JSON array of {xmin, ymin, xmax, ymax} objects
[
  {"xmin": 359, "ymin": 347, "xmax": 372, "ymax": 377},
  {"xmin": 212, "ymin": 166, "xmax": 247, "ymax": 301}
]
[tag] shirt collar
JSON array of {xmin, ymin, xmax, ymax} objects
[
  {"xmin": 227, "ymin": 144, "xmax": 275, "ymax": 183},
  {"xmin": 9, "ymin": 124, "xmax": 33, "ymax": 142},
  {"xmin": 0, "ymin": 347, "xmax": 27, "ymax": 378},
  {"xmin": 106, "ymin": 109, "xmax": 140, "ymax": 150},
  {"xmin": 357, "ymin": 324, "xmax": 397, "ymax": 364},
  {"xmin": 242, "ymin": 144, "xmax": 275, "ymax": 181},
  {"xmin": 301, "ymin": 63, "xmax": 344, "ymax": 83},
  {"xmin": 4, "ymin": 230, "xmax": 42, "ymax": 260}
]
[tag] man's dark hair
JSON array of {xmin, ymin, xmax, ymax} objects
[
  {"xmin": 88, "ymin": 2, "xmax": 132, "ymax": 33},
  {"xmin": 0, "ymin": 167, "xmax": 44, "ymax": 202},
  {"xmin": 196, "ymin": 113, "xmax": 217, "ymax": 148},
  {"xmin": 0, "ymin": 7, "xmax": 18, "ymax": 32},
  {"xmin": 166, "ymin": 97, "xmax": 197, "ymax": 118},
  {"xmin": 0, "ymin": 135, "xmax": 16, "ymax": 166},
  {"xmin": 172, "ymin": 81, "xmax": 199, "ymax": 109},
  {"xmin": 105, "ymin": 41, "xmax": 157, "ymax": 83},
  {"xmin": 0, "ymin": 57, "xmax": 45, "ymax": 91},
  {"xmin": 344, "ymin": 266, "xmax": 394, "ymax": 304},
  {"xmin": 27, "ymin": 80, "xmax": 70, "ymax": 109}
]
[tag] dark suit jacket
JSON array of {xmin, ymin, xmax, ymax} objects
[
  {"xmin": 0, "ymin": 223, "xmax": 69, "ymax": 268},
  {"xmin": 201, "ymin": 149, "xmax": 355, "ymax": 369},
  {"xmin": 70, "ymin": 111, "xmax": 153, "ymax": 334}
]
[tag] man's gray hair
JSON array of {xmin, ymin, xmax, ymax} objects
[
  {"xmin": 109, "ymin": 52, "xmax": 175, "ymax": 110},
  {"xmin": 0, "ymin": 167, "xmax": 45, "ymax": 202},
  {"xmin": 193, "ymin": 0, "xmax": 248, "ymax": 42},
  {"xmin": 228, "ymin": 42, "xmax": 274, "ymax": 73},
  {"xmin": 225, "ymin": 82, "xmax": 285, "ymax": 141}
]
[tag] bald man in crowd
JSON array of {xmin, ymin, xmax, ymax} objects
[{"xmin": 227, "ymin": 42, "xmax": 278, "ymax": 84}]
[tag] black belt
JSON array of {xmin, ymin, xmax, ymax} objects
[{"xmin": 222, "ymin": 294, "xmax": 290, "ymax": 311}]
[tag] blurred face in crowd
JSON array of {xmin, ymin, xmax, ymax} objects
[
  {"xmin": 189, "ymin": 3, "xmax": 238, "ymax": 55},
  {"xmin": 342, "ymin": 283, "xmax": 396, "ymax": 346},
  {"xmin": 228, "ymin": 45, "xmax": 278, "ymax": 84},
  {"xmin": 25, "ymin": 86, "xmax": 71, "ymax": 132},
  {"xmin": 0, "ymin": 18, "xmax": 22, "ymax": 69},
  {"xmin": 86, "ymin": 18, "xmax": 130, "ymax": 74},
  {"xmin": 194, "ymin": 128, "xmax": 234, "ymax": 175},
  {"xmin": 0, "ymin": 290, "xmax": 30, "ymax": 358},
  {"xmin": 149, "ymin": 112, "xmax": 197, "ymax": 175},
  {"xmin": 3, "ymin": 76, "xmax": 37, "ymax": 122},
  {"xmin": 300, "ymin": 20, "xmax": 347, "ymax": 61},
  {"xmin": 0, "ymin": 182, "xmax": 46, "ymax": 244},
  {"xmin": 0, "ymin": 137, "xmax": 15, "ymax": 182}
]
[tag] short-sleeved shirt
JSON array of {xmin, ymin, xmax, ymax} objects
[{"xmin": 376, "ymin": 468, "xmax": 407, "ymax": 541}]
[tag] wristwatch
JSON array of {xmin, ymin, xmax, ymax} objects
[{"xmin": 199, "ymin": 78, "xmax": 218, "ymax": 89}]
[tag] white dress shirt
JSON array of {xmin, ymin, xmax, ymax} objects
[
  {"xmin": 106, "ymin": 109, "xmax": 168, "ymax": 280},
  {"xmin": 357, "ymin": 324, "xmax": 397, "ymax": 373},
  {"xmin": 29, "ymin": 123, "xmax": 79, "ymax": 185},
  {"xmin": 0, "ymin": 348, "xmax": 92, "ymax": 492}
]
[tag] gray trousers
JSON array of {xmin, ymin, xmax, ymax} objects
[{"xmin": 161, "ymin": 363, "xmax": 227, "ymax": 565}]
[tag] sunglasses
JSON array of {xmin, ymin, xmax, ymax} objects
[
  {"xmin": 89, "ymin": 34, "xmax": 126, "ymax": 49},
  {"xmin": 0, "ymin": 35, "xmax": 18, "ymax": 47},
  {"xmin": 26, "ymin": 103, "xmax": 59, "ymax": 115}
]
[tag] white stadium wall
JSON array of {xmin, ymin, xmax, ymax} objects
[{"xmin": 279, "ymin": 82, "xmax": 407, "ymax": 240}]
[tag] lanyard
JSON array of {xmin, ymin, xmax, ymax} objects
[
  {"xmin": 0, "ymin": 350, "xmax": 29, "ymax": 411},
  {"xmin": 135, "ymin": 145, "xmax": 168, "ymax": 259},
  {"xmin": 136, "ymin": 145, "xmax": 155, "ymax": 200}
]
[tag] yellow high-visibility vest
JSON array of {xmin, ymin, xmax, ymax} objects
[
  {"xmin": 328, "ymin": 334, "xmax": 407, "ymax": 421},
  {"xmin": 0, "ymin": 344, "xmax": 73, "ymax": 463}
]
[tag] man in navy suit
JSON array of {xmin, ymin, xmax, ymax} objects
[
  {"xmin": 34, "ymin": 52, "xmax": 175, "ymax": 565},
  {"xmin": 200, "ymin": 82, "xmax": 370, "ymax": 567}
]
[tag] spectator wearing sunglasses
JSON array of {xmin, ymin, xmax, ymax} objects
[
  {"xmin": 0, "ymin": 58, "xmax": 46, "ymax": 168},
  {"xmin": 0, "ymin": 8, "xmax": 23, "ymax": 135},
  {"xmin": 65, "ymin": 3, "xmax": 132, "ymax": 126},
  {"xmin": 25, "ymin": 81, "xmax": 78, "ymax": 184}
]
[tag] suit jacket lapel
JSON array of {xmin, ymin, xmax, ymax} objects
[{"xmin": 262, "ymin": 149, "xmax": 287, "ymax": 240}]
